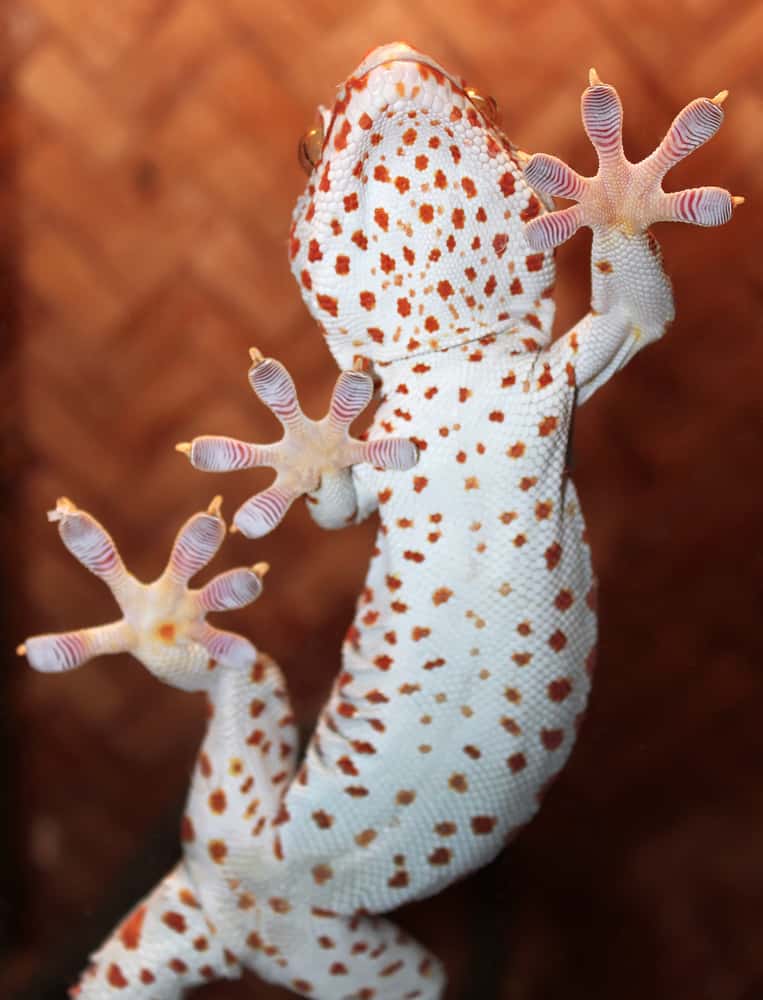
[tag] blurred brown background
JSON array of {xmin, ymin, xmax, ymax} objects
[{"xmin": 1, "ymin": 0, "xmax": 762, "ymax": 997}]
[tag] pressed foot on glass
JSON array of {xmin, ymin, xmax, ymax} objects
[
  {"xmin": 177, "ymin": 349, "xmax": 419, "ymax": 538},
  {"xmin": 18, "ymin": 496, "xmax": 265, "ymax": 683},
  {"xmin": 522, "ymin": 71, "xmax": 742, "ymax": 404},
  {"xmin": 523, "ymin": 68, "xmax": 742, "ymax": 251}
]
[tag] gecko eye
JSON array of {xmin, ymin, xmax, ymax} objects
[
  {"xmin": 298, "ymin": 120, "xmax": 325, "ymax": 175},
  {"xmin": 465, "ymin": 88, "xmax": 500, "ymax": 124}
]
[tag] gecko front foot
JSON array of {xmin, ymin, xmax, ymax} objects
[
  {"xmin": 178, "ymin": 350, "xmax": 418, "ymax": 538},
  {"xmin": 523, "ymin": 70, "xmax": 742, "ymax": 250}
]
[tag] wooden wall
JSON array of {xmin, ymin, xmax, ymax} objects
[{"xmin": 3, "ymin": 0, "xmax": 762, "ymax": 996}]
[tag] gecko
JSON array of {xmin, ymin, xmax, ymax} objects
[
  {"xmin": 21, "ymin": 498, "xmax": 445, "ymax": 998},
  {"xmin": 21, "ymin": 41, "xmax": 739, "ymax": 1000},
  {"xmin": 180, "ymin": 41, "xmax": 738, "ymax": 926}
]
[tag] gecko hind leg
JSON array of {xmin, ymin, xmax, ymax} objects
[{"xmin": 70, "ymin": 862, "xmax": 240, "ymax": 999}]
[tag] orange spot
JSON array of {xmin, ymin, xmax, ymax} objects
[
  {"xmin": 157, "ymin": 622, "xmax": 175, "ymax": 642},
  {"xmin": 107, "ymin": 964, "xmax": 128, "ymax": 989},
  {"xmin": 118, "ymin": 905, "xmax": 147, "ymax": 950},
  {"xmin": 317, "ymin": 294, "xmax": 338, "ymax": 317}
]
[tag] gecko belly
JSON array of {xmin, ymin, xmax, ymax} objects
[{"xmin": 279, "ymin": 344, "xmax": 597, "ymax": 914}]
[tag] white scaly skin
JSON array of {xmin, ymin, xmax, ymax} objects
[
  {"xmin": 182, "ymin": 42, "xmax": 737, "ymax": 928},
  {"xmin": 22, "ymin": 500, "xmax": 444, "ymax": 999}
]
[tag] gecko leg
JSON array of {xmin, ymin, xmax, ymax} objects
[
  {"xmin": 178, "ymin": 351, "xmax": 418, "ymax": 538},
  {"xmin": 69, "ymin": 862, "xmax": 240, "ymax": 999},
  {"xmin": 523, "ymin": 73, "xmax": 740, "ymax": 402}
]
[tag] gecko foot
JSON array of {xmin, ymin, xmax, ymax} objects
[
  {"xmin": 522, "ymin": 70, "xmax": 742, "ymax": 250},
  {"xmin": 178, "ymin": 351, "xmax": 419, "ymax": 538},
  {"xmin": 19, "ymin": 498, "xmax": 264, "ymax": 682}
]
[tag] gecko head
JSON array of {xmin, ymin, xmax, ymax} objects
[{"xmin": 289, "ymin": 42, "xmax": 556, "ymax": 369}]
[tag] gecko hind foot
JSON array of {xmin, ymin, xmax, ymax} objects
[{"xmin": 523, "ymin": 71, "xmax": 741, "ymax": 251}]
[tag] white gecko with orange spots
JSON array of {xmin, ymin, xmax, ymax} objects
[{"xmin": 22, "ymin": 41, "xmax": 739, "ymax": 1000}]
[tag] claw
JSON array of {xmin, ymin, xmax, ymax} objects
[
  {"xmin": 732, "ymin": 195, "xmax": 745, "ymax": 207},
  {"xmin": 249, "ymin": 346, "xmax": 265, "ymax": 366},
  {"xmin": 711, "ymin": 89, "xmax": 728, "ymax": 107},
  {"xmin": 588, "ymin": 67, "xmax": 602, "ymax": 87},
  {"xmin": 176, "ymin": 441, "xmax": 192, "ymax": 456}
]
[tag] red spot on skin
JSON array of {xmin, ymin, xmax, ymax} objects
[
  {"xmin": 344, "ymin": 192, "xmax": 359, "ymax": 212},
  {"xmin": 334, "ymin": 118, "xmax": 352, "ymax": 150},
  {"xmin": 535, "ymin": 500, "xmax": 553, "ymax": 520},
  {"xmin": 415, "ymin": 154, "xmax": 429, "ymax": 170},
  {"xmin": 413, "ymin": 476, "xmax": 428, "ymax": 493},
  {"xmin": 423, "ymin": 657, "xmax": 446, "ymax": 670},
  {"xmin": 359, "ymin": 290, "xmax": 376, "ymax": 310},
  {"xmin": 374, "ymin": 207, "xmax": 389, "ymax": 231},
  {"xmin": 541, "ymin": 728, "xmax": 565, "ymax": 751},
  {"xmin": 484, "ymin": 274, "xmax": 497, "ymax": 296},
  {"xmin": 502, "ymin": 370, "xmax": 517, "ymax": 387},
  {"xmin": 395, "ymin": 175, "xmax": 410, "ymax": 194},
  {"xmin": 358, "ymin": 112, "xmax": 373, "ymax": 130},
  {"xmin": 404, "ymin": 550, "xmax": 425, "ymax": 563},
  {"xmin": 555, "ymin": 589, "xmax": 574, "ymax": 611},
  {"xmin": 118, "ymin": 905, "xmax": 147, "ymax": 949},
  {"xmin": 313, "ymin": 864, "xmax": 334, "ymax": 885},
  {"xmin": 317, "ymin": 294, "xmax": 338, "ymax": 317},
  {"xmin": 373, "ymin": 164, "xmax": 390, "ymax": 182},
  {"xmin": 180, "ymin": 815, "xmax": 195, "ymax": 842},
  {"xmin": 139, "ymin": 969, "xmax": 156, "ymax": 984},
  {"xmin": 402, "ymin": 127, "xmax": 417, "ymax": 145},
  {"xmin": 158, "ymin": 622, "xmax": 175, "ymax": 642},
  {"xmin": 388, "ymin": 870, "xmax": 410, "ymax": 888},
  {"xmin": 526, "ymin": 252, "xmax": 545, "ymax": 272},
  {"xmin": 419, "ymin": 203, "xmax": 434, "ymax": 222},
  {"xmin": 476, "ymin": 206, "xmax": 487, "ymax": 222},
  {"xmin": 199, "ymin": 752, "xmax": 212, "ymax": 778},
  {"xmin": 508, "ymin": 752, "xmax": 527, "ymax": 773},
  {"xmin": 335, "ymin": 254, "xmax": 350, "ymax": 274},
  {"xmin": 549, "ymin": 678, "xmax": 573, "ymax": 702},
  {"xmin": 510, "ymin": 277, "xmax": 523, "ymax": 295},
  {"xmin": 313, "ymin": 810, "xmax": 334, "ymax": 829},
  {"xmin": 289, "ymin": 236, "xmax": 300, "ymax": 260},
  {"xmin": 330, "ymin": 962, "xmax": 349, "ymax": 975},
  {"xmin": 432, "ymin": 587, "xmax": 453, "ymax": 605},
  {"xmin": 345, "ymin": 786, "xmax": 369, "ymax": 797},
  {"xmin": 208, "ymin": 839, "xmax": 228, "ymax": 864},
  {"xmin": 450, "ymin": 144, "xmax": 461, "ymax": 164},
  {"xmin": 397, "ymin": 297, "xmax": 411, "ymax": 317},
  {"xmin": 308, "ymin": 239, "xmax": 323, "ymax": 262},
  {"xmin": 549, "ymin": 630, "xmax": 568, "ymax": 652},
  {"xmin": 493, "ymin": 233, "xmax": 509, "ymax": 257},
  {"xmin": 318, "ymin": 164, "xmax": 331, "ymax": 192},
  {"xmin": 412, "ymin": 626, "xmax": 431, "ymax": 641},
  {"xmin": 380, "ymin": 252, "xmax": 395, "ymax": 273},
  {"xmin": 596, "ymin": 259, "xmax": 613, "ymax": 273},
  {"xmin": 434, "ymin": 169, "xmax": 447, "ymax": 189},
  {"xmin": 461, "ymin": 177, "xmax": 477, "ymax": 198},
  {"xmin": 471, "ymin": 816, "xmax": 497, "ymax": 835},
  {"xmin": 437, "ymin": 280, "xmax": 454, "ymax": 299},
  {"xmin": 162, "ymin": 911, "xmax": 187, "ymax": 933},
  {"xmin": 300, "ymin": 269, "xmax": 312, "ymax": 290},
  {"xmin": 452, "ymin": 207, "xmax": 465, "ymax": 229},
  {"xmin": 373, "ymin": 654, "xmax": 393, "ymax": 671},
  {"xmin": 209, "ymin": 789, "xmax": 227, "ymax": 814},
  {"xmin": 107, "ymin": 964, "xmax": 128, "ymax": 989},
  {"xmin": 539, "ymin": 415, "xmax": 559, "ymax": 436},
  {"xmin": 368, "ymin": 326, "xmax": 384, "ymax": 343},
  {"xmin": 545, "ymin": 542, "xmax": 562, "ymax": 570},
  {"xmin": 381, "ymin": 960, "xmax": 405, "ymax": 977},
  {"xmin": 525, "ymin": 312, "xmax": 542, "ymax": 330},
  {"xmin": 519, "ymin": 476, "xmax": 537, "ymax": 491},
  {"xmin": 269, "ymin": 897, "xmax": 292, "ymax": 914},
  {"xmin": 499, "ymin": 172, "xmax": 516, "ymax": 196},
  {"xmin": 520, "ymin": 195, "xmax": 541, "ymax": 221}
]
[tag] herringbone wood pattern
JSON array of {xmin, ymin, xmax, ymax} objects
[{"xmin": 5, "ymin": 0, "xmax": 763, "ymax": 996}]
